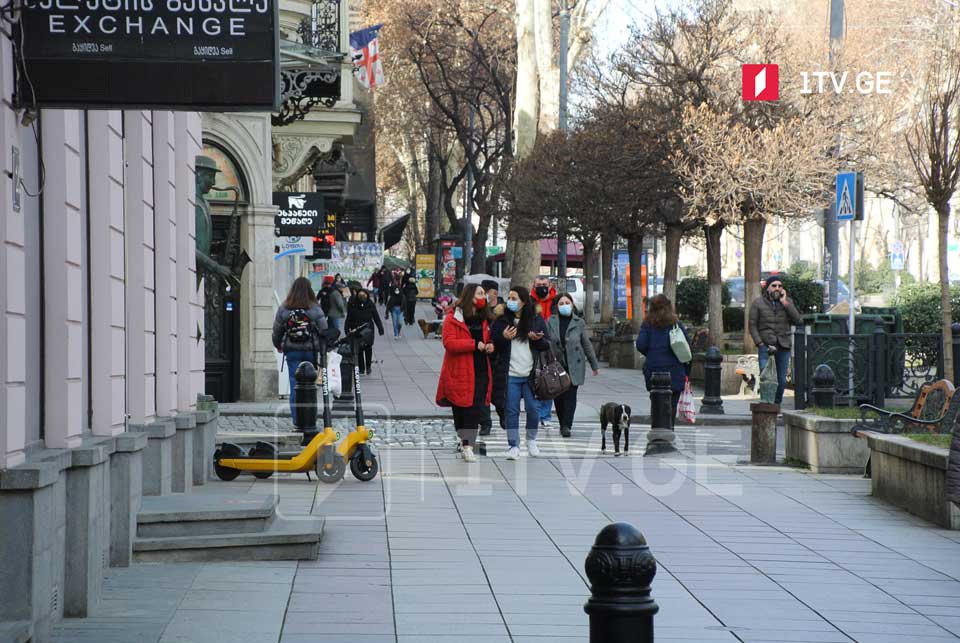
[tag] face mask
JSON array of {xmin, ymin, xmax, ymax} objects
[
  {"xmin": 506, "ymin": 300, "xmax": 520, "ymax": 312},
  {"xmin": 474, "ymin": 298, "xmax": 486, "ymax": 309},
  {"xmin": 535, "ymin": 286, "xmax": 549, "ymax": 298},
  {"xmin": 558, "ymin": 304, "xmax": 573, "ymax": 317}
]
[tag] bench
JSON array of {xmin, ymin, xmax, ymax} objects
[
  {"xmin": 854, "ymin": 379, "xmax": 957, "ymax": 435},
  {"xmin": 593, "ymin": 321, "xmax": 633, "ymax": 362}
]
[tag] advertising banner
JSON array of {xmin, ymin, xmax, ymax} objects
[
  {"xmin": 19, "ymin": 0, "xmax": 279, "ymax": 110},
  {"xmin": 415, "ymin": 254, "xmax": 435, "ymax": 299},
  {"xmin": 316, "ymin": 242, "xmax": 383, "ymax": 284},
  {"xmin": 439, "ymin": 240, "xmax": 457, "ymax": 288},
  {"xmin": 273, "ymin": 192, "xmax": 335, "ymax": 237},
  {"xmin": 274, "ymin": 236, "xmax": 312, "ymax": 259},
  {"xmin": 614, "ymin": 250, "xmax": 629, "ymax": 316}
]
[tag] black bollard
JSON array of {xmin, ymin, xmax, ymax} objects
[
  {"xmin": 700, "ymin": 346, "xmax": 724, "ymax": 414},
  {"xmin": 810, "ymin": 364, "xmax": 836, "ymax": 408},
  {"xmin": 293, "ymin": 361, "xmax": 319, "ymax": 445},
  {"xmin": 645, "ymin": 371, "xmax": 677, "ymax": 456},
  {"xmin": 584, "ymin": 522, "xmax": 659, "ymax": 643},
  {"xmin": 334, "ymin": 342, "xmax": 355, "ymax": 407}
]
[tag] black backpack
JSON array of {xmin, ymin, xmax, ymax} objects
[
  {"xmin": 318, "ymin": 287, "xmax": 332, "ymax": 315},
  {"xmin": 284, "ymin": 308, "xmax": 315, "ymax": 345}
]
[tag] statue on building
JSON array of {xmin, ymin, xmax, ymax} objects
[
  {"xmin": 312, "ymin": 145, "xmax": 355, "ymax": 204},
  {"xmin": 195, "ymin": 155, "xmax": 250, "ymax": 289}
]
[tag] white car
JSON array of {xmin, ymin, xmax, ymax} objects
[{"xmin": 564, "ymin": 276, "xmax": 601, "ymax": 314}]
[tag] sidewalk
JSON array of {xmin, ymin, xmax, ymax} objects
[
  {"xmin": 54, "ymin": 444, "xmax": 960, "ymax": 643},
  {"xmin": 223, "ymin": 302, "xmax": 774, "ymax": 422}
]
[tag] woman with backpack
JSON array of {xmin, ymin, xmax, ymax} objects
[
  {"xmin": 272, "ymin": 277, "xmax": 328, "ymax": 420},
  {"xmin": 386, "ymin": 284, "xmax": 405, "ymax": 339},
  {"xmin": 435, "ymin": 283, "xmax": 494, "ymax": 463},
  {"xmin": 345, "ymin": 288, "xmax": 385, "ymax": 375},
  {"xmin": 546, "ymin": 294, "xmax": 600, "ymax": 438},
  {"xmin": 491, "ymin": 286, "xmax": 550, "ymax": 460},
  {"xmin": 635, "ymin": 294, "xmax": 691, "ymax": 428}
]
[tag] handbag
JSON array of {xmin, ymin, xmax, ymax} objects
[
  {"xmin": 669, "ymin": 325, "xmax": 693, "ymax": 364},
  {"xmin": 533, "ymin": 349, "xmax": 572, "ymax": 400},
  {"xmin": 677, "ymin": 377, "xmax": 696, "ymax": 424}
]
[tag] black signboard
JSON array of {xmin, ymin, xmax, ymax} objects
[
  {"xmin": 17, "ymin": 0, "xmax": 279, "ymax": 110},
  {"xmin": 273, "ymin": 192, "xmax": 335, "ymax": 237}
]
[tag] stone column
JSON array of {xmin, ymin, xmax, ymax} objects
[
  {"xmin": 131, "ymin": 418, "xmax": 176, "ymax": 496},
  {"xmin": 41, "ymin": 109, "xmax": 85, "ymax": 449},
  {"xmin": 110, "ymin": 432, "xmax": 147, "ymax": 567},
  {"xmin": 240, "ymin": 204, "xmax": 280, "ymax": 400},
  {"xmin": 750, "ymin": 402, "xmax": 779, "ymax": 465},
  {"xmin": 153, "ymin": 111, "xmax": 179, "ymax": 418},
  {"xmin": 0, "ymin": 33, "xmax": 27, "ymax": 468},
  {"xmin": 87, "ymin": 110, "xmax": 128, "ymax": 437},
  {"xmin": 123, "ymin": 110, "xmax": 157, "ymax": 424}
]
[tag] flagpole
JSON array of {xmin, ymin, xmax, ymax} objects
[{"xmin": 556, "ymin": 0, "xmax": 570, "ymax": 291}]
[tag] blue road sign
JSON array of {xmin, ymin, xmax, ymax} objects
[{"xmin": 836, "ymin": 172, "xmax": 857, "ymax": 221}]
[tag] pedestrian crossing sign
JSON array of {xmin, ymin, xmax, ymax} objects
[{"xmin": 836, "ymin": 172, "xmax": 863, "ymax": 222}]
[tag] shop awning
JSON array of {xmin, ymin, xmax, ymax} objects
[
  {"xmin": 490, "ymin": 239, "xmax": 583, "ymax": 263},
  {"xmin": 378, "ymin": 215, "xmax": 410, "ymax": 250}
]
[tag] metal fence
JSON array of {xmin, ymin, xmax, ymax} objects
[{"xmin": 793, "ymin": 328, "xmax": 949, "ymax": 409}]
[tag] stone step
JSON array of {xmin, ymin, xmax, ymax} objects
[
  {"xmin": 133, "ymin": 515, "xmax": 324, "ymax": 563},
  {"xmin": 137, "ymin": 493, "xmax": 277, "ymax": 538},
  {"xmin": 0, "ymin": 621, "xmax": 32, "ymax": 643}
]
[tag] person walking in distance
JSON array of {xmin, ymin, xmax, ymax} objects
[
  {"xmin": 546, "ymin": 294, "xmax": 600, "ymax": 438},
  {"xmin": 345, "ymin": 288, "xmax": 385, "ymax": 375},
  {"xmin": 366, "ymin": 268, "xmax": 382, "ymax": 304},
  {"xmin": 379, "ymin": 266, "xmax": 393, "ymax": 305},
  {"xmin": 402, "ymin": 276, "xmax": 420, "ymax": 326},
  {"xmin": 317, "ymin": 275, "xmax": 347, "ymax": 336},
  {"xmin": 636, "ymin": 295, "xmax": 691, "ymax": 427},
  {"xmin": 272, "ymin": 277, "xmax": 328, "ymax": 421},
  {"xmin": 435, "ymin": 284, "xmax": 494, "ymax": 463},
  {"xmin": 386, "ymin": 284, "xmax": 405, "ymax": 339},
  {"xmin": 748, "ymin": 275, "xmax": 802, "ymax": 404},
  {"xmin": 531, "ymin": 276, "xmax": 558, "ymax": 429},
  {"xmin": 491, "ymin": 287, "xmax": 551, "ymax": 460}
]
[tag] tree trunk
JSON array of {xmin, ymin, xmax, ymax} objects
[
  {"xmin": 663, "ymin": 223, "xmax": 683, "ymax": 304},
  {"xmin": 513, "ymin": 0, "xmax": 539, "ymax": 159},
  {"xmin": 742, "ymin": 217, "xmax": 766, "ymax": 353},
  {"xmin": 705, "ymin": 222, "xmax": 725, "ymax": 347},
  {"xmin": 510, "ymin": 236, "xmax": 542, "ymax": 292},
  {"xmin": 600, "ymin": 231, "xmax": 615, "ymax": 323},
  {"xmin": 627, "ymin": 235, "xmax": 644, "ymax": 333},
  {"xmin": 939, "ymin": 207, "xmax": 954, "ymax": 380},
  {"xmin": 425, "ymin": 148, "xmax": 442, "ymax": 252},
  {"xmin": 583, "ymin": 240, "xmax": 596, "ymax": 325},
  {"xmin": 533, "ymin": 0, "xmax": 559, "ymax": 134},
  {"xmin": 472, "ymin": 210, "xmax": 490, "ymax": 274}
]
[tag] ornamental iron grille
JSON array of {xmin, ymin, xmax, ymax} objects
[{"xmin": 273, "ymin": 0, "xmax": 342, "ymax": 126}]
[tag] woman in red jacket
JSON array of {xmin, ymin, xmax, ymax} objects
[{"xmin": 435, "ymin": 283, "xmax": 494, "ymax": 462}]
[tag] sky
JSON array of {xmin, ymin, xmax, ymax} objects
[{"xmin": 595, "ymin": 0, "xmax": 685, "ymax": 59}]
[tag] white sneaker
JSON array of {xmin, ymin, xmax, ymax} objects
[
  {"xmin": 462, "ymin": 446, "xmax": 477, "ymax": 463},
  {"xmin": 541, "ymin": 420, "xmax": 552, "ymax": 430},
  {"xmin": 506, "ymin": 446, "xmax": 520, "ymax": 461},
  {"xmin": 527, "ymin": 440, "xmax": 542, "ymax": 458}
]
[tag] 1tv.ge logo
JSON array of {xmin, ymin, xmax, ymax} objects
[{"xmin": 742, "ymin": 64, "xmax": 894, "ymax": 101}]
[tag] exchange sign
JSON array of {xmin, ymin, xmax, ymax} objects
[
  {"xmin": 18, "ymin": 0, "xmax": 279, "ymax": 110},
  {"xmin": 273, "ymin": 192, "xmax": 335, "ymax": 237}
]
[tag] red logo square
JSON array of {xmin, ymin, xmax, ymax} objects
[{"xmin": 742, "ymin": 64, "xmax": 779, "ymax": 101}]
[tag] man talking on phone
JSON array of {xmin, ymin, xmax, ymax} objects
[{"xmin": 748, "ymin": 275, "xmax": 802, "ymax": 404}]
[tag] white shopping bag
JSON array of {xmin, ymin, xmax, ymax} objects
[
  {"xmin": 319, "ymin": 351, "xmax": 343, "ymax": 397},
  {"xmin": 677, "ymin": 377, "xmax": 696, "ymax": 424}
]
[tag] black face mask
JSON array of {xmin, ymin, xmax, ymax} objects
[{"xmin": 535, "ymin": 286, "xmax": 549, "ymax": 298}]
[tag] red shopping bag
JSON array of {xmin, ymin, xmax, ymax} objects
[{"xmin": 677, "ymin": 377, "xmax": 696, "ymax": 424}]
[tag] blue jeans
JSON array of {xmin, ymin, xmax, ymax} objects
[
  {"xmin": 391, "ymin": 306, "xmax": 403, "ymax": 336},
  {"xmin": 506, "ymin": 376, "xmax": 539, "ymax": 447},
  {"xmin": 330, "ymin": 317, "xmax": 345, "ymax": 336},
  {"xmin": 539, "ymin": 398, "xmax": 553, "ymax": 422},
  {"xmin": 286, "ymin": 350, "xmax": 317, "ymax": 422},
  {"xmin": 758, "ymin": 345, "xmax": 791, "ymax": 404}
]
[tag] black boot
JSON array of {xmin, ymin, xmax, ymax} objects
[
  {"xmin": 560, "ymin": 426, "xmax": 572, "ymax": 438},
  {"xmin": 479, "ymin": 424, "xmax": 491, "ymax": 436}
]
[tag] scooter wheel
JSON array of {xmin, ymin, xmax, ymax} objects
[
  {"xmin": 214, "ymin": 461, "xmax": 241, "ymax": 481},
  {"xmin": 350, "ymin": 452, "xmax": 379, "ymax": 482},
  {"xmin": 248, "ymin": 444, "xmax": 277, "ymax": 479},
  {"xmin": 252, "ymin": 471, "xmax": 273, "ymax": 479},
  {"xmin": 317, "ymin": 447, "xmax": 346, "ymax": 484}
]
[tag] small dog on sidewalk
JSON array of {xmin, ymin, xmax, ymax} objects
[{"xmin": 600, "ymin": 403, "xmax": 631, "ymax": 456}]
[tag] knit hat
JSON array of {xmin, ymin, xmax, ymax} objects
[
  {"xmin": 322, "ymin": 275, "xmax": 335, "ymax": 286},
  {"xmin": 765, "ymin": 274, "xmax": 784, "ymax": 287},
  {"xmin": 481, "ymin": 279, "xmax": 498, "ymax": 292}
]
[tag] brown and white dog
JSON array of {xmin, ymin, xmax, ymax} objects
[{"xmin": 600, "ymin": 403, "xmax": 632, "ymax": 456}]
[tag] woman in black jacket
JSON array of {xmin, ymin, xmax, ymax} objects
[
  {"xmin": 345, "ymin": 288, "xmax": 385, "ymax": 374},
  {"xmin": 385, "ymin": 285, "xmax": 405, "ymax": 338},
  {"xmin": 490, "ymin": 286, "xmax": 550, "ymax": 460},
  {"xmin": 402, "ymin": 276, "xmax": 420, "ymax": 326}
]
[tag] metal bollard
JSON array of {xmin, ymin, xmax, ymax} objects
[
  {"xmin": 584, "ymin": 522, "xmax": 659, "ymax": 643},
  {"xmin": 749, "ymin": 402, "xmax": 778, "ymax": 464},
  {"xmin": 645, "ymin": 372, "xmax": 677, "ymax": 456},
  {"xmin": 700, "ymin": 346, "xmax": 725, "ymax": 414},
  {"xmin": 293, "ymin": 361, "xmax": 319, "ymax": 445},
  {"xmin": 810, "ymin": 364, "xmax": 836, "ymax": 408},
  {"xmin": 334, "ymin": 342, "xmax": 355, "ymax": 405}
]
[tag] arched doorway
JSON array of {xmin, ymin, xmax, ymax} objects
[{"xmin": 201, "ymin": 142, "xmax": 250, "ymax": 403}]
